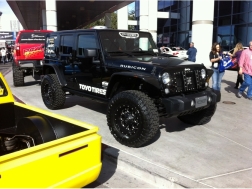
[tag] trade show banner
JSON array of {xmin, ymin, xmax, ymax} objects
[{"xmin": 0, "ymin": 31, "xmax": 17, "ymax": 40}]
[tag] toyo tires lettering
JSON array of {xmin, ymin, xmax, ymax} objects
[{"xmin": 79, "ymin": 84, "xmax": 106, "ymax": 95}]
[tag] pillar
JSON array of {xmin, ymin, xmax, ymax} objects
[
  {"xmin": 192, "ymin": 0, "xmax": 214, "ymax": 67},
  {"xmin": 45, "ymin": 0, "xmax": 57, "ymax": 31},
  {"xmin": 42, "ymin": 9, "xmax": 47, "ymax": 30},
  {"xmin": 117, "ymin": 6, "xmax": 128, "ymax": 30},
  {"xmin": 140, "ymin": 0, "xmax": 158, "ymax": 44},
  {"xmin": 105, "ymin": 13, "xmax": 112, "ymax": 29}
]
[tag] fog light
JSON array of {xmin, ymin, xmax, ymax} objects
[
  {"xmin": 205, "ymin": 82, "xmax": 208, "ymax": 87},
  {"xmin": 191, "ymin": 100, "xmax": 195, "ymax": 106},
  {"xmin": 165, "ymin": 88, "xmax": 169, "ymax": 94},
  {"xmin": 208, "ymin": 96, "xmax": 212, "ymax": 102}
]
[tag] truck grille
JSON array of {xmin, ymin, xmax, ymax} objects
[{"xmin": 172, "ymin": 70, "xmax": 205, "ymax": 93}]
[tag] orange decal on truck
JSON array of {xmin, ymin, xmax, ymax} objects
[{"xmin": 23, "ymin": 46, "xmax": 43, "ymax": 59}]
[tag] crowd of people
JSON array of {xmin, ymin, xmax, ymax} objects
[
  {"xmin": 0, "ymin": 47, "xmax": 13, "ymax": 64},
  {"xmin": 209, "ymin": 41, "xmax": 252, "ymax": 101},
  {"xmin": 160, "ymin": 40, "xmax": 252, "ymax": 101}
]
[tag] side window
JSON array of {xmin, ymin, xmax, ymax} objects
[
  {"xmin": 60, "ymin": 35, "xmax": 74, "ymax": 55},
  {"xmin": 45, "ymin": 35, "xmax": 58, "ymax": 55},
  {"xmin": 77, "ymin": 34, "xmax": 97, "ymax": 56}
]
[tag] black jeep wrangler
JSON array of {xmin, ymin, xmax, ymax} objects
[{"xmin": 42, "ymin": 29, "xmax": 220, "ymax": 147}]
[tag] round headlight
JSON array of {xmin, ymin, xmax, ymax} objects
[
  {"xmin": 162, "ymin": 72, "xmax": 170, "ymax": 84},
  {"xmin": 201, "ymin": 69, "xmax": 206, "ymax": 79}
]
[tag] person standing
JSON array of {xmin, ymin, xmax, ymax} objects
[
  {"xmin": 1, "ymin": 47, "xmax": 6, "ymax": 64},
  {"xmin": 187, "ymin": 42, "xmax": 197, "ymax": 62},
  {"xmin": 228, "ymin": 42, "xmax": 244, "ymax": 89},
  {"xmin": 237, "ymin": 41, "xmax": 252, "ymax": 100},
  {"xmin": 209, "ymin": 42, "xmax": 225, "ymax": 91}
]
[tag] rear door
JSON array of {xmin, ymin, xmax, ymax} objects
[{"xmin": 16, "ymin": 32, "xmax": 49, "ymax": 60}]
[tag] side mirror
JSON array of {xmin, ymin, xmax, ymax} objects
[{"xmin": 84, "ymin": 49, "xmax": 97, "ymax": 57}]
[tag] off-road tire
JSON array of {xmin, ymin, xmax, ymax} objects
[
  {"xmin": 177, "ymin": 103, "xmax": 217, "ymax": 125},
  {"xmin": 41, "ymin": 74, "xmax": 65, "ymax": 110},
  {"xmin": 12, "ymin": 64, "xmax": 24, "ymax": 86},
  {"xmin": 107, "ymin": 90, "xmax": 159, "ymax": 147}
]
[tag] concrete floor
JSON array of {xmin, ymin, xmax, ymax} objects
[{"xmin": 3, "ymin": 69, "xmax": 252, "ymax": 188}]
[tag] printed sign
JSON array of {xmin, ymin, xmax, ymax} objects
[{"xmin": 119, "ymin": 32, "xmax": 139, "ymax": 39}]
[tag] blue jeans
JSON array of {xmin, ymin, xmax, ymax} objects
[
  {"xmin": 1, "ymin": 56, "xmax": 6, "ymax": 63},
  {"xmin": 239, "ymin": 73, "xmax": 252, "ymax": 98},
  {"xmin": 212, "ymin": 68, "xmax": 225, "ymax": 91}
]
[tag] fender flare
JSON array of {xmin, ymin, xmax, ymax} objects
[
  {"xmin": 106, "ymin": 72, "xmax": 160, "ymax": 98},
  {"xmin": 42, "ymin": 64, "xmax": 67, "ymax": 86}
]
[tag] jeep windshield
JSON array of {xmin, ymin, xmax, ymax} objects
[
  {"xmin": 98, "ymin": 30, "xmax": 158, "ymax": 56},
  {"xmin": 18, "ymin": 32, "xmax": 48, "ymax": 43}
]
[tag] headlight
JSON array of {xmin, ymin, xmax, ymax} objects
[
  {"xmin": 201, "ymin": 69, "xmax": 206, "ymax": 79},
  {"xmin": 162, "ymin": 72, "xmax": 170, "ymax": 84}
]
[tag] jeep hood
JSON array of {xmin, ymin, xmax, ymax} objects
[{"xmin": 105, "ymin": 55, "xmax": 203, "ymax": 70}]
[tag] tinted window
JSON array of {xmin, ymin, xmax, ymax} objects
[
  {"xmin": 99, "ymin": 31, "xmax": 157, "ymax": 52},
  {"xmin": 77, "ymin": 34, "xmax": 97, "ymax": 56},
  {"xmin": 45, "ymin": 35, "xmax": 58, "ymax": 56},
  {"xmin": 60, "ymin": 35, "xmax": 74, "ymax": 54},
  {"xmin": 18, "ymin": 32, "xmax": 48, "ymax": 43}
]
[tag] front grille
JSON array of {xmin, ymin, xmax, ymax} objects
[{"xmin": 171, "ymin": 69, "xmax": 205, "ymax": 93}]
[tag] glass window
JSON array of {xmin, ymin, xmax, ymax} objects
[
  {"xmin": 19, "ymin": 32, "xmax": 48, "ymax": 43},
  {"xmin": 246, "ymin": 24, "xmax": 252, "ymax": 45},
  {"xmin": 170, "ymin": 1, "xmax": 178, "ymax": 10},
  {"xmin": 218, "ymin": 16, "xmax": 231, "ymax": 25},
  {"xmin": 170, "ymin": 18, "xmax": 178, "ymax": 25},
  {"xmin": 233, "ymin": 24, "xmax": 247, "ymax": 47},
  {"xmin": 219, "ymin": 1, "xmax": 232, "ymax": 16},
  {"xmin": 178, "ymin": 23, "xmax": 190, "ymax": 32},
  {"xmin": 233, "ymin": 1, "xmax": 249, "ymax": 14},
  {"xmin": 77, "ymin": 34, "xmax": 97, "ymax": 56},
  {"xmin": 45, "ymin": 35, "xmax": 58, "ymax": 55},
  {"xmin": 214, "ymin": 1, "xmax": 219, "ymax": 17},
  {"xmin": 214, "ymin": 17, "xmax": 218, "ymax": 26},
  {"xmin": 178, "ymin": 7, "xmax": 190, "ymax": 24},
  {"xmin": 60, "ymin": 35, "xmax": 73, "ymax": 54},
  {"xmin": 158, "ymin": 0, "xmax": 164, "ymax": 10},
  {"xmin": 248, "ymin": 12, "xmax": 252, "ymax": 22},
  {"xmin": 213, "ymin": 27, "xmax": 218, "ymax": 43},
  {"xmin": 217, "ymin": 26, "xmax": 232, "ymax": 50},
  {"xmin": 232, "ymin": 13, "xmax": 248, "ymax": 24},
  {"xmin": 249, "ymin": 1, "xmax": 252, "ymax": 11},
  {"xmin": 179, "ymin": 1, "xmax": 190, "ymax": 8}
]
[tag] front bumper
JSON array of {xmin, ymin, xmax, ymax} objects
[{"xmin": 162, "ymin": 88, "xmax": 220, "ymax": 116}]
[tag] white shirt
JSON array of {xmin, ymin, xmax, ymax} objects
[{"xmin": 1, "ymin": 49, "xmax": 6, "ymax": 56}]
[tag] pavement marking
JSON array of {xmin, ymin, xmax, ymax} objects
[
  {"xmin": 197, "ymin": 167, "xmax": 252, "ymax": 181},
  {"xmin": 107, "ymin": 143, "xmax": 215, "ymax": 188},
  {"xmin": 203, "ymin": 126, "xmax": 252, "ymax": 152}
]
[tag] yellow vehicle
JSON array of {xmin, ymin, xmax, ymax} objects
[{"xmin": 0, "ymin": 72, "xmax": 102, "ymax": 188}]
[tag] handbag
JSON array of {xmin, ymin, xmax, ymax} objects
[
  {"xmin": 219, "ymin": 54, "xmax": 234, "ymax": 73},
  {"xmin": 230, "ymin": 57, "xmax": 238, "ymax": 69}
]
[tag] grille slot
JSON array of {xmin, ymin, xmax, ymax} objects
[
  {"xmin": 182, "ymin": 70, "xmax": 197, "ymax": 91},
  {"xmin": 171, "ymin": 69, "xmax": 204, "ymax": 93}
]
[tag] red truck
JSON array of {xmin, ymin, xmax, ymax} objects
[{"xmin": 13, "ymin": 30, "xmax": 52, "ymax": 86}]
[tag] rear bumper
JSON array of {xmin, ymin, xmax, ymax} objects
[
  {"xmin": 162, "ymin": 88, "xmax": 220, "ymax": 116},
  {"xmin": 14, "ymin": 60, "xmax": 44, "ymax": 68}
]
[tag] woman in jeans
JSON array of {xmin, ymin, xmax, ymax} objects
[
  {"xmin": 209, "ymin": 43, "xmax": 225, "ymax": 91},
  {"xmin": 228, "ymin": 42, "xmax": 244, "ymax": 89}
]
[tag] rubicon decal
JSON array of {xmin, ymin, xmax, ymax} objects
[
  {"xmin": 120, "ymin": 64, "xmax": 146, "ymax": 70},
  {"xmin": 79, "ymin": 84, "xmax": 106, "ymax": 95}
]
